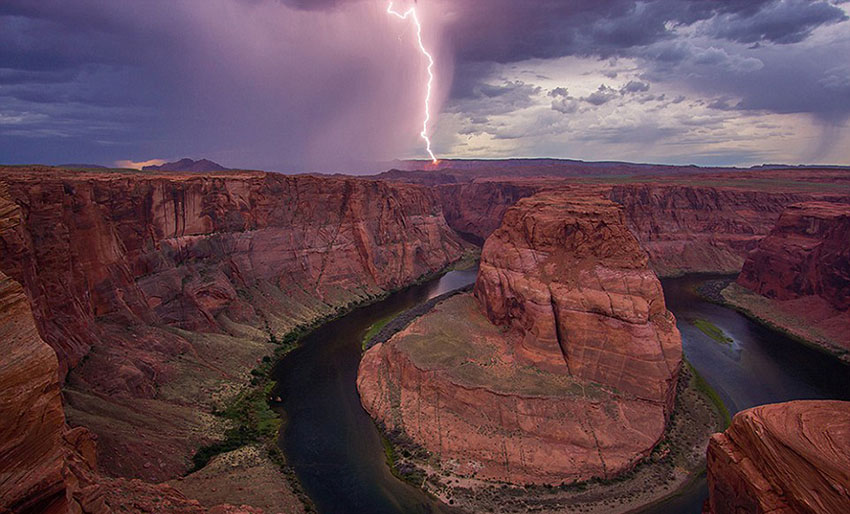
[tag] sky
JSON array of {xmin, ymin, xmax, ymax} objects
[{"xmin": 1, "ymin": 0, "xmax": 849, "ymax": 171}]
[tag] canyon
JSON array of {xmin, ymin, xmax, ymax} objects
[
  {"xmin": 705, "ymin": 400, "xmax": 850, "ymax": 514},
  {"xmin": 2, "ymin": 162, "xmax": 850, "ymax": 513},
  {"xmin": 358, "ymin": 191, "xmax": 682, "ymax": 485},
  {"xmin": 434, "ymin": 174, "xmax": 850, "ymax": 277},
  {"xmin": 0, "ymin": 166, "xmax": 468, "ymax": 512},
  {"xmin": 722, "ymin": 201, "xmax": 850, "ymax": 362}
]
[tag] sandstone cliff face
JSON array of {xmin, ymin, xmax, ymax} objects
[
  {"xmin": 737, "ymin": 202, "xmax": 850, "ymax": 310},
  {"xmin": 705, "ymin": 400, "xmax": 850, "ymax": 514},
  {"xmin": 436, "ymin": 180, "xmax": 843, "ymax": 276},
  {"xmin": 0, "ymin": 167, "xmax": 467, "ymax": 483},
  {"xmin": 608, "ymin": 185, "xmax": 825, "ymax": 276},
  {"xmin": 436, "ymin": 181, "xmax": 550, "ymax": 243},
  {"xmin": 0, "ymin": 270, "xmax": 106, "ymax": 514},
  {"xmin": 475, "ymin": 192, "xmax": 682, "ymax": 405},
  {"xmin": 723, "ymin": 201, "xmax": 850, "ymax": 359},
  {"xmin": 1, "ymin": 168, "xmax": 467, "ymax": 383},
  {"xmin": 359, "ymin": 192, "xmax": 681, "ymax": 485}
]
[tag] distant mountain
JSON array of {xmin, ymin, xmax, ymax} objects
[
  {"xmin": 58, "ymin": 163, "xmax": 107, "ymax": 169},
  {"xmin": 142, "ymin": 158, "xmax": 229, "ymax": 172}
]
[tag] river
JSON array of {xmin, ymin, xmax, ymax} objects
[{"xmin": 273, "ymin": 271, "xmax": 850, "ymax": 514}]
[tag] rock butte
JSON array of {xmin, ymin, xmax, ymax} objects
[
  {"xmin": 358, "ymin": 192, "xmax": 682, "ymax": 484},
  {"xmin": 705, "ymin": 400, "xmax": 850, "ymax": 514}
]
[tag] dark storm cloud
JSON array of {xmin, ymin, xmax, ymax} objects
[
  {"xmin": 440, "ymin": 0, "xmax": 803, "ymax": 65},
  {"xmin": 620, "ymin": 80, "xmax": 650, "ymax": 94},
  {"xmin": 1, "ymin": 0, "xmax": 849, "ymax": 168},
  {"xmin": 273, "ymin": 0, "xmax": 360, "ymax": 10},
  {"xmin": 702, "ymin": 0, "xmax": 848, "ymax": 44},
  {"xmin": 0, "ymin": 0, "xmax": 431, "ymax": 169},
  {"xmin": 446, "ymin": 80, "xmax": 542, "ymax": 116},
  {"xmin": 441, "ymin": 0, "xmax": 848, "ymax": 124}
]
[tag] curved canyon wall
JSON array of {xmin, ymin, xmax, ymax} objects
[
  {"xmin": 0, "ymin": 167, "xmax": 468, "ymax": 489},
  {"xmin": 608, "ymin": 185, "xmax": 820, "ymax": 276},
  {"xmin": 1, "ymin": 168, "xmax": 467, "ymax": 382},
  {"xmin": 723, "ymin": 201, "xmax": 850, "ymax": 359},
  {"xmin": 705, "ymin": 400, "xmax": 850, "ymax": 514},
  {"xmin": 359, "ymin": 191, "xmax": 681, "ymax": 485},
  {"xmin": 435, "ymin": 181, "xmax": 553, "ymax": 243},
  {"xmin": 737, "ymin": 201, "xmax": 850, "ymax": 309},
  {"xmin": 437, "ymin": 180, "xmax": 844, "ymax": 276}
]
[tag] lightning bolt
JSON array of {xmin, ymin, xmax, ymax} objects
[{"xmin": 387, "ymin": 1, "xmax": 438, "ymax": 164}]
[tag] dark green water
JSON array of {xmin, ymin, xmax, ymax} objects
[{"xmin": 273, "ymin": 272, "xmax": 850, "ymax": 514}]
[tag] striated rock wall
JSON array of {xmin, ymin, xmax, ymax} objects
[
  {"xmin": 435, "ymin": 181, "xmax": 553, "ymax": 243},
  {"xmin": 722, "ymin": 201, "xmax": 850, "ymax": 359},
  {"xmin": 359, "ymin": 191, "xmax": 681, "ymax": 484},
  {"xmin": 436, "ymin": 179, "xmax": 845, "ymax": 276},
  {"xmin": 0, "ymin": 270, "xmax": 107, "ymax": 513},
  {"xmin": 608, "ymin": 184, "xmax": 827, "ymax": 276},
  {"xmin": 0, "ymin": 166, "xmax": 468, "ymax": 484},
  {"xmin": 705, "ymin": 400, "xmax": 850, "ymax": 514},
  {"xmin": 474, "ymin": 192, "xmax": 682, "ymax": 406},
  {"xmin": 0, "ymin": 168, "xmax": 467, "ymax": 384},
  {"xmin": 737, "ymin": 201, "xmax": 850, "ymax": 310}
]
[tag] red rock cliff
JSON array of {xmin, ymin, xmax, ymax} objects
[
  {"xmin": 737, "ymin": 201, "xmax": 850, "ymax": 311},
  {"xmin": 475, "ymin": 192, "xmax": 682, "ymax": 405},
  {"xmin": 0, "ymin": 270, "xmax": 106, "ymax": 513},
  {"xmin": 1, "ymin": 168, "xmax": 467, "ymax": 382},
  {"xmin": 608, "ymin": 184, "xmax": 826, "ymax": 276},
  {"xmin": 359, "ymin": 191, "xmax": 681, "ymax": 485},
  {"xmin": 0, "ymin": 167, "xmax": 468, "ymax": 483},
  {"xmin": 721, "ymin": 201, "xmax": 850, "ymax": 359},
  {"xmin": 436, "ymin": 181, "xmax": 552, "ymax": 243},
  {"xmin": 705, "ymin": 400, "xmax": 850, "ymax": 514},
  {"xmin": 436, "ymin": 179, "xmax": 842, "ymax": 276}
]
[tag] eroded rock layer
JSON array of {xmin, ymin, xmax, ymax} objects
[
  {"xmin": 435, "ymin": 181, "xmax": 555, "ymax": 243},
  {"xmin": 737, "ymin": 201, "xmax": 850, "ymax": 309},
  {"xmin": 0, "ymin": 166, "xmax": 467, "ymax": 487},
  {"xmin": 359, "ymin": 191, "xmax": 681, "ymax": 484},
  {"xmin": 705, "ymin": 400, "xmax": 850, "ymax": 514},
  {"xmin": 475, "ymin": 192, "xmax": 682, "ymax": 405},
  {"xmin": 0, "ymin": 270, "xmax": 94, "ymax": 513},
  {"xmin": 725, "ymin": 201, "xmax": 850, "ymax": 358},
  {"xmin": 436, "ymin": 179, "xmax": 849, "ymax": 276},
  {"xmin": 609, "ymin": 185, "xmax": 818, "ymax": 276}
]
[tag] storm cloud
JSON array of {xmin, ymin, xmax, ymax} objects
[{"xmin": 1, "ymin": 0, "xmax": 848, "ymax": 168}]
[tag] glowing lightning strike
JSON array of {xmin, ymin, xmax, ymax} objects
[{"xmin": 387, "ymin": 1, "xmax": 439, "ymax": 164}]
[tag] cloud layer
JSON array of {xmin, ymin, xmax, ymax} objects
[{"xmin": 1, "ymin": 0, "xmax": 848, "ymax": 169}]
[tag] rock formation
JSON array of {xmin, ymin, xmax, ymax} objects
[
  {"xmin": 0, "ymin": 166, "xmax": 467, "ymax": 502},
  {"xmin": 737, "ymin": 201, "xmax": 850, "ymax": 309},
  {"xmin": 358, "ymin": 191, "xmax": 682, "ymax": 484},
  {"xmin": 723, "ymin": 201, "xmax": 850, "ymax": 359},
  {"xmin": 436, "ymin": 179, "xmax": 846, "ymax": 276},
  {"xmin": 0, "ymin": 270, "xmax": 106, "ymax": 513},
  {"xmin": 435, "ymin": 181, "xmax": 554, "ymax": 243},
  {"xmin": 705, "ymin": 400, "xmax": 850, "ymax": 514},
  {"xmin": 609, "ymin": 184, "xmax": 819, "ymax": 275}
]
